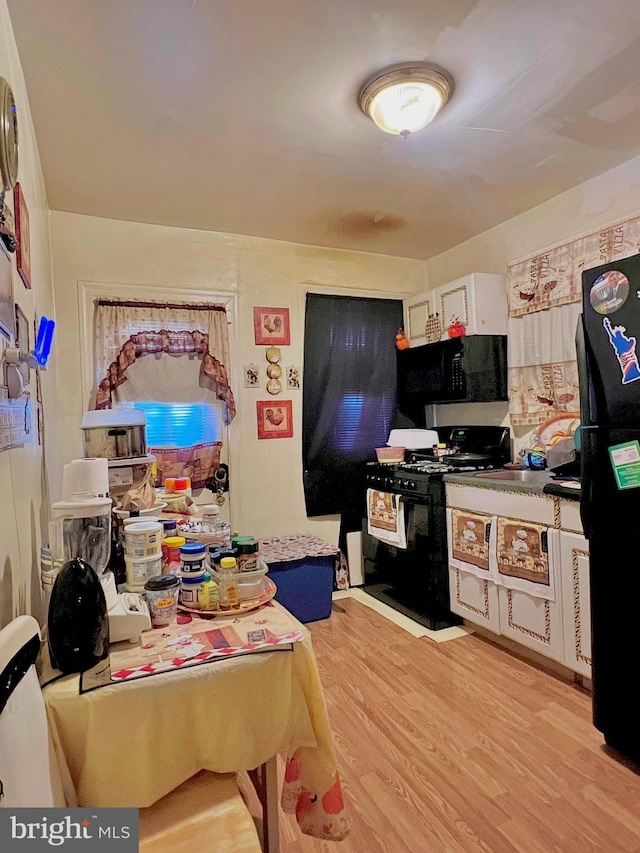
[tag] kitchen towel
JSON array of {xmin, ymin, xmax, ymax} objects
[
  {"xmin": 366, "ymin": 489, "xmax": 407, "ymax": 549},
  {"xmin": 446, "ymin": 508, "xmax": 492, "ymax": 580},
  {"xmin": 489, "ymin": 516, "xmax": 555, "ymax": 601}
]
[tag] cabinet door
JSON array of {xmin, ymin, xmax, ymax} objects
[
  {"xmin": 448, "ymin": 566, "xmax": 500, "ymax": 632},
  {"xmin": 497, "ymin": 585, "xmax": 565, "ymax": 664},
  {"xmin": 497, "ymin": 528, "xmax": 564, "ymax": 663},
  {"xmin": 446, "ymin": 511, "xmax": 500, "ymax": 632},
  {"xmin": 436, "ymin": 273, "xmax": 507, "ymax": 340},
  {"xmin": 558, "ymin": 530, "xmax": 591, "ymax": 677},
  {"xmin": 438, "ymin": 277, "xmax": 473, "ymax": 338},
  {"xmin": 403, "ymin": 291, "xmax": 436, "ymax": 348}
]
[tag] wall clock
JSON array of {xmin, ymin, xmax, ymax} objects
[{"xmin": 0, "ymin": 77, "xmax": 18, "ymax": 192}]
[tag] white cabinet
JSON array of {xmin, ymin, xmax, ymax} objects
[
  {"xmin": 558, "ymin": 530, "xmax": 592, "ymax": 678},
  {"xmin": 403, "ymin": 273, "xmax": 507, "ymax": 347},
  {"xmin": 445, "ymin": 484, "xmax": 591, "ymax": 676},
  {"xmin": 497, "ymin": 529, "xmax": 564, "ymax": 664},
  {"xmin": 403, "ymin": 290, "xmax": 438, "ymax": 347}
]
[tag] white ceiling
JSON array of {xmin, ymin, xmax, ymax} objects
[{"xmin": 8, "ymin": 0, "xmax": 640, "ymax": 259}]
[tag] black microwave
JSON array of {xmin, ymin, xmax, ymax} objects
[{"xmin": 396, "ymin": 335, "xmax": 507, "ymax": 426}]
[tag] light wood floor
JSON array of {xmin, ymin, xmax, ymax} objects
[{"xmin": 273, "ymin": 597, "xmax": 640, "ymax": 853}]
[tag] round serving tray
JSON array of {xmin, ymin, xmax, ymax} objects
[{"xmin": 177, "ymin": 577, "xmax": 276, "ymax": 617}]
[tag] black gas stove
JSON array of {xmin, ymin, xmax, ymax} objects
[{"xmin": 362, "ymin": 425, "xmax": 510, "ymax": 630}]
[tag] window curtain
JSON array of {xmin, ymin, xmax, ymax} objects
[
  {"xmin": 302, "ymin": 293, "xmax": 403, "ymax": 517},
  {"xmin": 93, "ymin": 299, "xmax": 235, "ymax": 488},
  {"xmin": 507, "ymin": 214, "xmax": 640, "ymax": 427},
  {"xmin": 94, "ymin": 300, "xmax": 235, "ymax": 422}
]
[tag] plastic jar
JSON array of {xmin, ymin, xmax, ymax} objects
[
  {"xmin": 180, "ymin": 542, "xmax": 207, "ymax": 575},
  {"xmin": 218, "ymin": 556, "xmax": 240, "ymax": 611},
  {"xmin": 124, "ymin": 521, "xmax": 163, "ymax": 557},
  {"xmin": 234, "ymin": 537, "xmax": 260, "ymax": 572},
  {"xmin": 201, "ymin": 505, "xmax": 231, "ymax": 547},
  {"xmin": 179, "ymin": 571, "xmax": 205, "ymax": 608},
  {"xmin": 162, "ymin": 519, "xmax": 178, "ymax": 537},
  {"xmin": 162, "ymin": 536, "xmax": 186, "ymax": 574},
  {"xmin": 144, "ymin": 574, "xmax": 180, "ymax": 627},
  {"xmin": 125, "ymin": 553, "xmax": 163, "ymax": 592},
  {"xmin": 165, "ymin": 476, "xmax": 192, "ymax": 497}
]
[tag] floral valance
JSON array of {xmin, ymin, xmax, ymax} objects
[
  {"xmin": 93, "ymin": 300, "xmax": 236, "ymax": 423},
  {"xmin": 508, "ymin": 213, "xmax": 640, "ymax": 318}
]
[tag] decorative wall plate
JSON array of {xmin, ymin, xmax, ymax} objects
[
  {"xmin": 266, "ymin": 378, "xmax": 282, "ymax": 395},
  {"xmin": 0, "ymin": 77, "xmax": 18, "ymax": 192},
  {"xmin": 266, "ymin": 363, "xmax": 282, "ymax": 379},
  {"xmin": 265, "ymin": 346, "xmax": 282, "ymax": 364}
]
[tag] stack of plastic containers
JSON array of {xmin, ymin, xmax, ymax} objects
[{"xmin": 123, "ymin": 520, "xmax": 163, "ymax": 591}]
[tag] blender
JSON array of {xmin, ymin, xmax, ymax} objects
[{"xmin": 51, "ymin": 459, "xmax": 151, "ymax": 643}]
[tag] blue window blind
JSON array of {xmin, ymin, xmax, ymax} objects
[{"xmin": 119, "ymin": 402, "xmax": 222, "ymax": 448}]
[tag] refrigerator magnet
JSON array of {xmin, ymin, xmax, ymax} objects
[
  {"xmin": 608, "ymin": 441, "xmax": 640, "ymax": 490},
  {"xmin": 603, "ymin": 318, "xmax": 640, "ymax": 385}
]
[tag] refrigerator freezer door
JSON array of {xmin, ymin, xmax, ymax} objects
[{"xmin": 582, "ymin": 255, "xmax": 640, "ymax": 426}]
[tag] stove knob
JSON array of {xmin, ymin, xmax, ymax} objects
[{"xmin": 410, "ymin": 481, "xmax": 417, "ymax": 490}]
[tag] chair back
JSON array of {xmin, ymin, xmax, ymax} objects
[{"xmin": 0, "ymin": 615, "xmax": 55, "ymax": 806}]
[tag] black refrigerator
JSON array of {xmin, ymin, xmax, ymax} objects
[{"xmin": 578, "ymin": 252, "xmax": 640, "ymax": 760}]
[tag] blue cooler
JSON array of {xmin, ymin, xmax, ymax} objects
[{"xmin": 260, "ymin": 536, "xmax": 337, "ymax": 623}]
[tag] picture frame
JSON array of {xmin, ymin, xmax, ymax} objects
[
  {"xmin": 286, "ymin": 365, "xmax": 300, "ymax": 389},
  {"xmin": 253, "ymin": 306, "xmax": 290, "ymax": 346},
  {"xmin": 0, "ymin": 246, "xmax": 14, "ymax": 341},
  {"xmin": 13, "ymin": 182, "xmax": 31, "ymax": 289},
  {"xmin": 14, "ymin": 303, "xmax": 28, "ymax": 351},
  {"xmin": 244, "ymin": 363, "xmax": 260, "ymax": 388},
  {"xmin": 257, "ymin": 399, "xmax": 293, "ymax": 439}
]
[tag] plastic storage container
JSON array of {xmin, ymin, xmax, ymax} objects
[
  {"xmin": 180, "ymin": 542, "xmax": 207, "ymax": 575},
  {"xmin": 125, "ymin": 553, "xmax": 162, "ymax": 592},
  {"xmin": 266, "ymin": 555, "xmax": 334, "ymax": 623},
  {"xmin": 162, "ymin": 536, "xmax": 186, "ymax": 574},
  {"xmin": 179, "ymin": 571, "xmax": 205, "ymax": 609},
  {"xmin": 124, "ymin": 521, "xmax": 163, "ymax": 557}
]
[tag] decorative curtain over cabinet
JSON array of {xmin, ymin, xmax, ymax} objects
[
  {"xmin": 507, "ymin": 214, "xmax": 640, "ymax": 427},
  {"xmin": 93, "ymin": 299, "xmax": 235, "ymax": 488}
]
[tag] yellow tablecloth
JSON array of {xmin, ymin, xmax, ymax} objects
[{"xmin": 43, "ymin": 604, "xmax": 348, "ymax": 841}]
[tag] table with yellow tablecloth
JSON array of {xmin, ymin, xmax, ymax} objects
[{"xmin": 42, "ymin": 602, "xmax": 349, "ymax": 843}]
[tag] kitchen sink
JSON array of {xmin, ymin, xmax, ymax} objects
[{"xmin": 473, "ymin": 470, "xmax": 553, "ymax": 482}]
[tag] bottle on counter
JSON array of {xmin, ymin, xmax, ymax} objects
[
  {"xmin": 218, "ymin": 556, "xmax": 240, "ymax": 611},
  {"xmin": 234, "ymin": 536, "xmax": 260, "ymax": 572},
  {"xmin": 197, "ymin": 571, "xmax": 220, "ymax": 611},
  {"xmin": 200, "ymin": 504, "xmax": 231, "ymax": 548}
]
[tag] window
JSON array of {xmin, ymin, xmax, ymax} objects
[
  {"xmin": 302, "ymin": 293, "xmax": 403, "ymax": 517},
  {"xmin": 118, "ymin": 402, "xmax": 223, "ymax": 448}
]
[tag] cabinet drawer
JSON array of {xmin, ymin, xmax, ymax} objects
[
  {"xmin": 449, "ymin": 567, "xmax": 500, "ymax": 633},
  {"xmin": 445, "ymin": 485, "xmax": 555, "ymax": 525}
]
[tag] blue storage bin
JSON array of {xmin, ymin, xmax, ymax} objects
[{"xmin": 266, "ymin": 555, "xmax": 334, "ymax": 623}]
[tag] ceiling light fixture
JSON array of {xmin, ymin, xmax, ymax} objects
[{"xmin": 358, "ymin": 62, "xmax": 453, "ymax": 137}]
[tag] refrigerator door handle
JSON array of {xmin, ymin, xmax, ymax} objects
[
  {"xmin": 575, "ymin": 314, "xmax": 591, "ymax": 427},
  {"xmin": 579, "ymin": 428, "xmax": 594, "ymax": 540}
]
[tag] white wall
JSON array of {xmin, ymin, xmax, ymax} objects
[
  {"xmin": 426, "ymin": 153, "xmax": 640, "ymax": 287},
  {"xmin": 50, "ymin": 211, "xmax": 425, "ymax": 544},
  {"xmin": 0, "ymin": 0, "xmax": 57, "ymax": 628}
]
